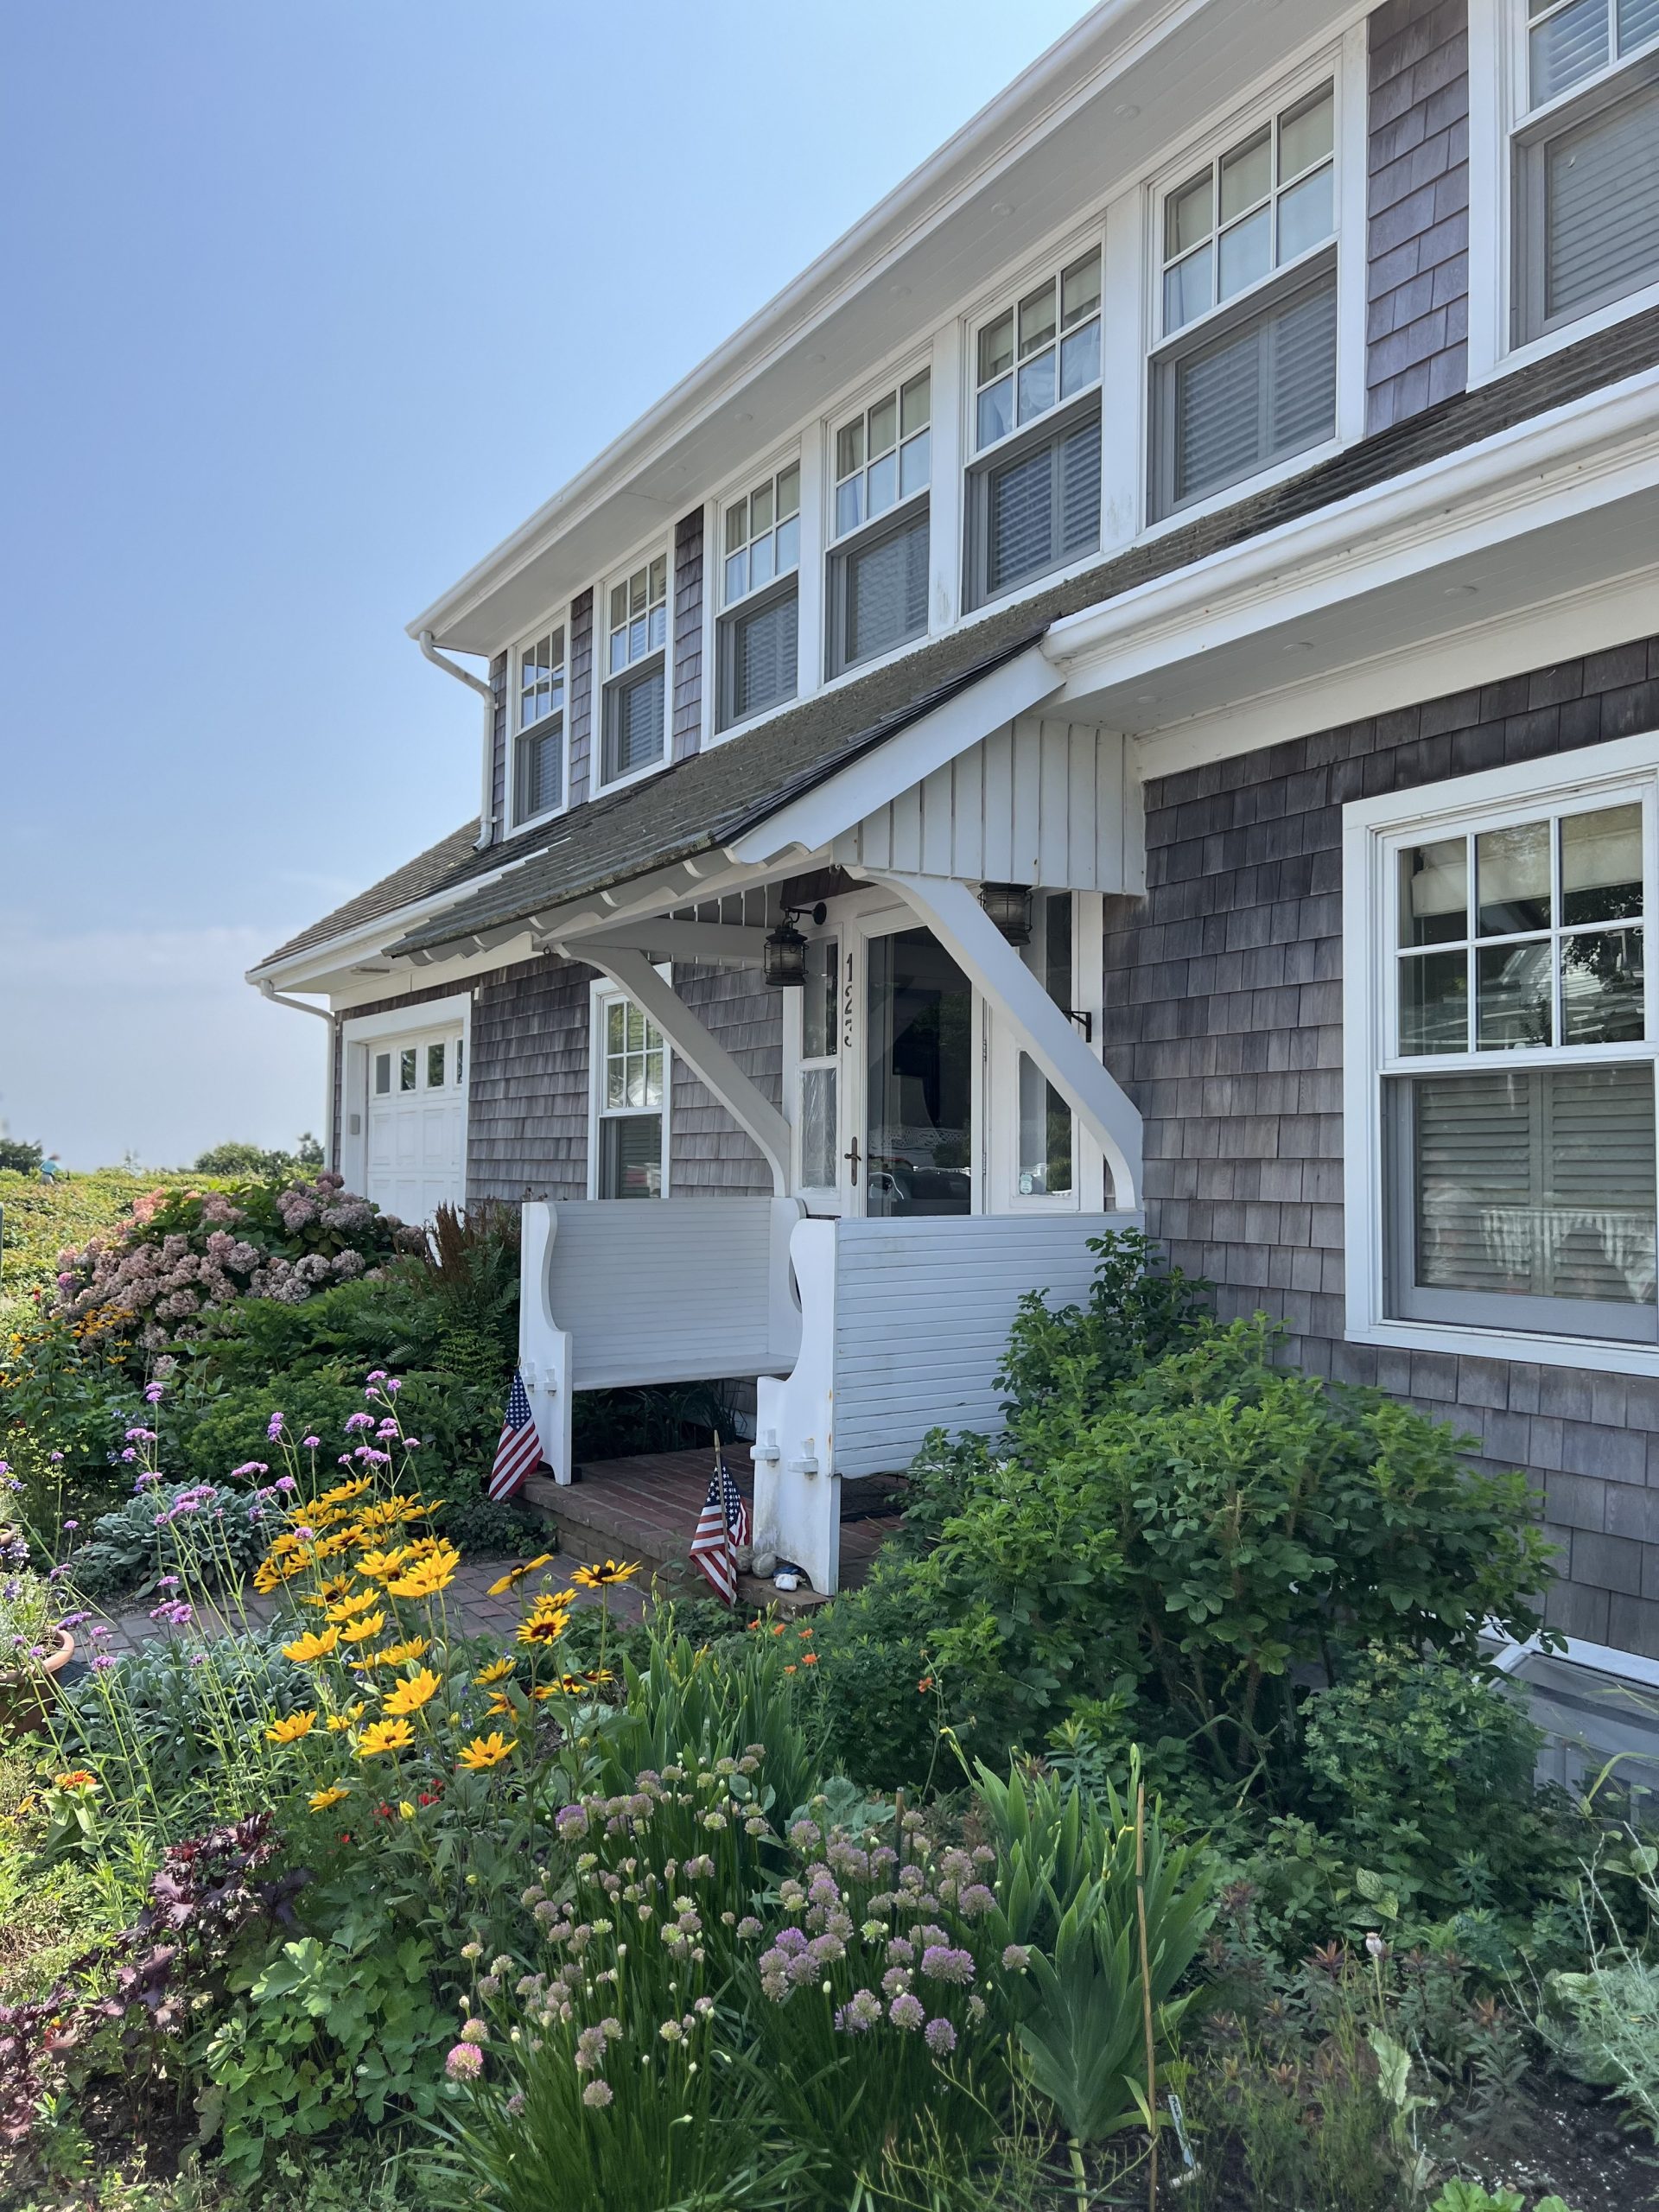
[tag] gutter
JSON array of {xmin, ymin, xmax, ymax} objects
[
  {"xmin": 419, "ymin": 632, "xmax": 499, "ymax": 852},
  {"xmin": 257, "ymin": 982, "xmax": 339, "ymax": 1175}
]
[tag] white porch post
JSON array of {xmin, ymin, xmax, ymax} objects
[
  {"xmin": 557, "ymin": 943, "xmax": 792, "ymax": 1196},
  {"xmin": 518, "ymin": 1202, "xmax": 575, "ymax": 1484},
  {"xmin": 869, "ymin": 870, "xmax": 1142, "ymax": 1211}
]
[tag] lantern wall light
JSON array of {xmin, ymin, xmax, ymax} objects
[{"xmin": 761, "ymin": 901, "xmax": 827, "ymax": 988}]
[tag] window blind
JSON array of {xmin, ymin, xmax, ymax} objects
[
  {"xmin": 603, "ymin": 662, "xmax": 664, "ymax": 782},
  {"xmin": 1413, "ymin": 1064, "xmax": 1657, "ymax": 1306},
  {"xmin": 514, "ymin": 721, "xmax": 563, "ymax": 823},
  {"xmin": 844, "ymin": 510, "xmax": 929, "ymax": 668},
  {"xmin": 727, "ymin": 588, "xmax": 798, "ymax": 725},
  {"xmin": 1166, "ymin": 268, "xmax": 1337, "ymax": 512},
  {"xmin": 984, "ymin": 411, "xmax": 1101, "ymax": 597},
  {"xmin": 1543, "ymin": 73, "xmax": 1659, "ymax": 323}
]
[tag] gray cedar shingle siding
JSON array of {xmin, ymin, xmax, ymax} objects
[
  {"xmin": 1105, "ymin": 631, "xmax": 1659, "ymax": 1656},
  {"xmin": 670, "ymin": 964, "xmax": 783, "ymax": 1196},
  {"xmin": 673, "ymin": 507, "xmax": 705, "ymax": 762},
  {"xmin": 1366, "ymin": 0, "xmax": 1469, "ymax": 431},
  {"xmin": 568, "ymin": 588, "xmax": 594, "ymax": 808}
]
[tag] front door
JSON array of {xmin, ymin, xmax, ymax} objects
[{"xmin": 861, "ymin": 924, "xmax": 975, "ymax": 1217}]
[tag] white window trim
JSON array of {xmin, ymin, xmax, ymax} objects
[
  {"xmin": 1343, "ymin": 727, "xmax": 1659, "ymax": 1376},
  {"xmin": 823, "ymin": 355, "xmax": 939, "ymax": 680},
  {"xmin": 1139, "ymin": 29, "xmax": 1367, "ymax": 534},
  {"xmin": 587, "ymin": 976, "xmax": 672, "ymax": 1200},
  {"xmin": 338, "ymin": 993, "xmax": 473, "ymax": 1204},
  {"xmin": 1467, "ymin": 0, "xmax": 1659, "ymax": 389},
  {"xmin": 594, "ymin": 538, "xmax": 674, "ymax": 796},
  {"xmin": 709, "ymin": 450, "xmax": 805, "ymax": 740},
  {"xmin": 505, "ymin": 614, "xmax": 569, "ymax": 836}
]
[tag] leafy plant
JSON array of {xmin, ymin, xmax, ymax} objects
[
  {"xmin": 192, "ymin": 1137, "xmax": 324, "ymax": 1180},
  {"xmin": 63, "ymin": 1478, "xmax": 270, "ymax": 1603}
]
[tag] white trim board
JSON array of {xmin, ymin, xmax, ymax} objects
[{"xmin": 1341, "ymin": 728, "xmax": 1659, "ymax": 1379}]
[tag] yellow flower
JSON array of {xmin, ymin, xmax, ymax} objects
[
  {"xmin": 485, "ymin": 1554, "xmax": 557, "ymax": 1598},
  {"xmin": 531, "ymin": 1682, "xmax": 565, "ymax": 1701},
  {"xmin": 398, "ymin": 1800, "xmax": 416, "ymax": 1820},
  {"xmin": 516, "ymin": 1611, "xmax": 569, "ymax": 1649},
  {"xmin": 383, "ymin": 1668, "xmax": 442, "ymax": 1717},
  {"xmin": 570, "ymin": 1558, "xmax": 641, "ymax": 1590},
  {"xmin": 282, "ymin": 1627, "xmax": 340, "ymax": 1664},
  {"xmin": 456, "ymin": 1732, "xmax": 516, "ymax": 1771},
  {"xmin": 472, "ymin": 1656, "xmax": 515, "ymax": 1686},
  {"xmin": 486, "ymin": 1691, "xmax": 513, "ymax": 1717},
  {"xmin": 355, "ymin": 1718, "xmax": 415, "ymax": 1758},
  {"xmin": 355, "ymin": 1547, "xmax": 410, "ymax": 1581},
  {"xmin": 321, "ymin": 1476, "xmax": 372, "ymax": 1505},
  {"xmin": 370, "ymin": 1637, "xmax": 430, "ymax": 1669},
  {"xmin": 325, "ymin": 1701, "xmax": 367, "ymax": 1732},
  {"xmin": 308, "ymin": 1784, "xmax": 351, "ymax": 1811},
  {"xmin": 386, "ymin": 1548, "xmax": 461, "ymax": 1600},
  {"xmin": 264, "ymin": 1709, "xmax": 317, "ymax": 1745},
  {"xmin": 326, "ymin": 1589, "xmax": 382, "ymax": 1622},
  {"xmin": 304, "ymin": 1573, "xmax": 358, "ymax": 1611},
  {"xmin": 340, "ymin": 1611, "xmax": 388, "ymax": 1645},
  {"xmin": 313, "ymin": 1530, "xmax": 354, "ymax": 1561}
]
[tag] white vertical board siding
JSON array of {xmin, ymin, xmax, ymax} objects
[
  {"xmin": 543, "ymin": 1197, "xmax": 801, "ymax": 1389},
  {"xmin": 830, "ymin": 719, "xmax": 1137, "ymax": 891},
  {"xmin": 829, "ymin": 1213, "xmax": 1136, "ymax": 1477}
]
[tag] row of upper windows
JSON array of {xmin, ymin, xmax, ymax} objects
[{"xmin": 504, "ymin": 4, "xmax": 1659, "ymax": 834}]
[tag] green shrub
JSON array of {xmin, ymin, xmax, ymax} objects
[{"xmin": 65, "ymin": 1478, "xmax": 270, "ymax": 1601}]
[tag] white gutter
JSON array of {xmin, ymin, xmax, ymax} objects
[
  {"xmin": 257, "ymin": 982, "xmax": 339, "ymax": 1174},
  {"xmin": 420, "ymin": 632, "xmax": 499, "ymax": 853}
]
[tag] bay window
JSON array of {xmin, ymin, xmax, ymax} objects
[
  {"xmin": 1513, "ymin": 0, "xmax": 1659, "ymax": 342},
  {"xmin": 1148, "ymin": 81, "xmax": 1338, "ymax": 519},
  {"xmin": 826, "ymin": 372, "xmax": 931, "ymax": 677}
]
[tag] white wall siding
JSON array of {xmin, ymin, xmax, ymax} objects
[
  {"xmin": 830, "ymin": 718, "xmax": 1141, "ymax": 893},
  {"xmin": 830, "ymin": 1213, "xmax": 1131, "ymax": 1477}
]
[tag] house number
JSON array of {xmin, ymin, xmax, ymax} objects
[{"xmin": 842, "ymin": 953, "xmax": 855, "ymax": 1052}]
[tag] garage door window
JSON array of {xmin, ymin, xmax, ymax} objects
[{"xmin": 359, "ymin": 1022, "xmax": 467, "ymax": 1228}]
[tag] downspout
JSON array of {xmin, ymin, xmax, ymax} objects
[
  {"xmin": 257, "ymin": 982, "xmax": 337, "ymax": 1173},
  {"xmin": 419, "ymin": 630, "xmax": 498, "ymax": 853}
]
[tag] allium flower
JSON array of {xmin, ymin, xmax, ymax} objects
[
  {"xmin": 444, "ymin": 2044, "xmax": 483, "ymax": 2082},
  {"xmin": 888, "ymin": 1993, "xmax": 925, "ymax": 2031},
  {"xmin": 920, "ymin": 1946, "xmax": 975, "ymax": 1986},
  {"xmin": 924, "ymin": 2016, "xmax": 957, "ymax": 2056},
  {"xmin": 1001, "ymin": 1944, "xmax": 1030, "ymax": 1973},
  {"xmin": 582, "ymin": 2079, "xmax": 613, "ymax": 2107},
  {"xmin": 459, "ymin": 2018, "xmax": 490, "ymax": 2046}
]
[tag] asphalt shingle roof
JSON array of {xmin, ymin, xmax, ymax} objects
[{"xmin": 263, "ymin": 301, "xmax": 1659, "ymax": 976}]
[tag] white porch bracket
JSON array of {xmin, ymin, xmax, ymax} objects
[
  {"xmin": 868, "ymin": 869, "xmax": 1142, "ymax": 1211},
  {"xmin": 555, "ymin": 941, "xmax": 792, "ymax": 1196}
]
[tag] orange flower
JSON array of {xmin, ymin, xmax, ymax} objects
[
  {"xmin": 917, "ymin": 1676, "xmax": 935, "ymax": 1694},
  {"xmin": 784, "ymin": 1663, "xmax": 797, "ymax": 1675},
  {"xmin": 801, "ymin": 1652, "xmax": 818, "ymax": 1667},
  {"xmin": 53, "ymin": 1770, "xmax": 98, "ymax": 1793}
]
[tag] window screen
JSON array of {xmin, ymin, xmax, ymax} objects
[
  {"xmin": 602, "ymin": 661, "xmax": 665, "ymax": 783},
  {"xmin": 720, "ymin": 584, "xmax": 798, "ymax": 728},
  {"xmin": 1154, "ymin": 263, "xmax": 1337, "ymax": 517},
  {"xmin": 830, "ymin": 507, "xmax": 929, "ymax": 675}
]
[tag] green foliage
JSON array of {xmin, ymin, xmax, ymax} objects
[
  {"xmin": 571, "ymin": 1378, "xmax": 751, "ymax": 1464},
  {"xmin": 823, "ymin": 1304, "xmax": 1554, "ymax": 1793},
  {"xmin": 995, "ymin": 1224, "xmax": 1211, "ymax": 1421},
  {"xmin": 1432, "ymin": 2189, "xmax": 1577, "ymax": 2212},
  {"xmin": 0, "ymin": 1137, "xmax": 44, "ymax": 1176},
  {"xmin": 202, "ymin": 1920, "xmax": 451, "ymax": 2180},
  {"xmin": 1537, "ymin": 1839, "xmax": 1659, "ymax": 2144},
  {"xmin": 191, "ymin": 1137, "xmax": 324, "ymax": 1180},
  {"xmin": 65, "ymin": 1479, "xmax": 270, "ymax": 1601}
]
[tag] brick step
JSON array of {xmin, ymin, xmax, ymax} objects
[{"xmin": 522, "ymin": 1471, "xmax": 830, "ymax": 1616}]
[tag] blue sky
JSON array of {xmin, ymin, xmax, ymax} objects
[{"xmin": 0, "ymin": 0, "xmax": 1084, "ymax": 1168}]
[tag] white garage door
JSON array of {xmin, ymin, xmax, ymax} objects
[{"xmin": 365, "ymin": 1025, "xmax": 466, "ymax": 1225}]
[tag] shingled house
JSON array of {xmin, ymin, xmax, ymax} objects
[{"xmin": 252, "ymin": 0, "xmax": 1659, "ymax": 1663}]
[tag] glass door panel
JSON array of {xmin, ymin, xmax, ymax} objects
[
  {"xmin": 798, "ymin": 935, "xmax": 841, "ymax": 1201},
  {"xmin": 865, "ymin": 926, "xmax": 974, "ymax": 1216}
]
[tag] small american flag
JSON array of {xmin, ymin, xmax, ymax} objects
[
  {"xmin": 489, "ymin": 1370, "xmax": 542, "ymax": 1501},
  {"xmin": 689, "ymin": 1435, "xmax": 750, "ymax": 1605}
]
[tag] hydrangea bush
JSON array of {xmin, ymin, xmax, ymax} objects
[{"xmin": 48, "ymin": 1174, "xmax": 426, "ymax": 1349}]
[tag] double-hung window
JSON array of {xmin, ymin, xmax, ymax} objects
[
  {"xmin": 717, "ymin": 462, "xmax": 800, "ymax": 729},
  {"xmin": 826, "ymin": 372, "xmax": 931, "ymax": 677},
  {"xmin": 1513, "ymin": 0, "xmax": 1659, "ymax": 342},
  {"xmin": 601, "ymin": 556, "xmax": 669, "ymax": 785},
  {"xmin": 1367, "ymin": 777, "xmax": 1657, "ymax": 1346},
  {"xmin": 965, "ymin": 247, "xmax": 1103, "ymax": 607},
  {"xmin": 1148, "ymin": 82, "xmax": 1338, "ymax": 520},
  {"xmin": 593, "ymin": 991, "xmax": 668, "ymax": 1200},
  {"xmin": 512, "ymin": 623, "xmax": 566, "ymax": 825}
]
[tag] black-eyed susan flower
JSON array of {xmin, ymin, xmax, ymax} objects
[
  {"xmin": 308, "ymin": 1783, "xmax": 351, "ymax": 1812},
  {"xmin": 383, "ymin": 1667, "xmax": 441, "ymax": 1717},
  {"xmin": 457, "ymin": 1731, "xmax": 516, "ymax": 1770},
  {"xmin": 355, "ymin": 1547, "xmax": 410, "ymax": 1581},
  {"xmin": 326, "ymin": 1589, "xmax": 383, "ymax": 1622},
  {"xmin": 472, "ymin": 1655, "xmax": 514, "ymax": 1686},
  {"xmin": 340, "ymin": 1611, "xmax": 387, "ymax": 1645},
  {"xmin": 283, "ymin": 1626, "xmax": 340, "ymax": 1664},
  {"xmin": 372, "ymin": 1637, "xmax": 429, "ymax": 1669},
  {"xmin": 325, "ymin": 1701, "xmax": 367, "ymax": 1732},
  {"xmin": 355, "ymin": 1718, "xmax": 415, "ymax": 1758},
  {"xmin": 265, "ymin": 1709, "xmax": 318, "ymax": 1745},
  {"xmin": 485, "ymin": 1554, "xmax": 557, "ymax": 1598},
  {"xmin": 516, "ymin": 1611, "xmax": 568, "ymax": 1649},
  {"xmin": 569, "ymin": 1559, "xmax": 640, "ymax": 1590}
]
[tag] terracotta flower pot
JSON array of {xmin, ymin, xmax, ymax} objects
[{"xmin": 0, "ymin": 1628, "xmax": 76, "ymax": 1738}]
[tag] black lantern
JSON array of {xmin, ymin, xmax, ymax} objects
[
  {"xmin": 762, "ymin": 916, "xmax": 808, "ymax": 988},
  {"xmin": 979, "ymin": 881, "xmax": 1033, "ymax": 944},
  {"xmin": 761, "ymin": 900, "xmax": 828, "ymax": 988}
]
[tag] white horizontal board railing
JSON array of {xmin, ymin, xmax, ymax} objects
[
  {"xmin": 753, "ymin": 1210, "xmax": 1138, "ymax": 1592},
  {"xmin": 518, "ymin": 1197, "xmax": 804, "ymax": 1484}
]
